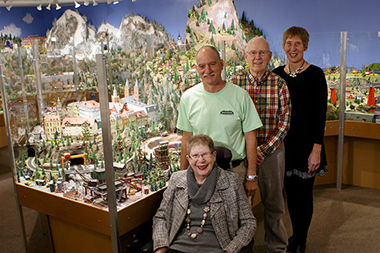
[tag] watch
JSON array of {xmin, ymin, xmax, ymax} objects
[{"xmin": 246, "ymin": 175, "xmax": 258, "ymax": 182}]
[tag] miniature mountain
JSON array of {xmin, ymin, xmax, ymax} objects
[
  {"xmin": 45, "ymin": 10, "xmax": 174, "ymax": 60},
  {"xmin": 97, "ymin": 21, "xmax": 119, "ymax": 40},
  {"xmin": 184, "ymin": 0, "xmax": 248, "ymax": 63},
  {"xmin": 115, "ymin": 13, "xmax": 174, "ymax": 50},
  {"xmin": 45, "ymin": 9, "xmax": 96, "ymax": 55}
]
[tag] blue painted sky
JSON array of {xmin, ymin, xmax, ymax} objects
[{"xmin": 0, "ymin": 0, "xmax": 379, "ymax": 69}]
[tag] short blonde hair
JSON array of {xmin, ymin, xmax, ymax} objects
[{"xmin": 283, "ymin": 26, "xmax": 309, "ymax": 47}]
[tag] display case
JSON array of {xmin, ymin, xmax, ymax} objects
[{"xmin": 0, "ymin": 39, "xmax": 186, "ymax": 252}]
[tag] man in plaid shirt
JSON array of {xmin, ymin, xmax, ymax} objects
[{"xmin": 231, "ymin": 37, "xmax": 291, "ymax": 253}]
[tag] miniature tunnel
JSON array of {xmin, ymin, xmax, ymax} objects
[
  {"xmin": 27, "ymin": 148, "xmax": 36, "ymax": 157},
  {"xmin": 70, "ymin": 157, "xmax": 85, "ymax": 166}
]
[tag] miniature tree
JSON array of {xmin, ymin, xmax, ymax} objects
[
  {"xmin": 35, "ymin": 167, "xmax": 41, "ymax": 180},
  {"xmin": 150, "ymin": 182, "xmax": 154, "ymax": 192},
  {"xmin": 115, "ymin": 121, "xmax": 119, "ymax": 133},
  {"xmin": 50, "ymin": 172, "xmax": 55, "ymax": 184},
  {"xmin": 123, "ymin": 149, "xmax": 129, "ymax": 161},
  {"xmin": 133, "ymin": 155, "xmax": 138, "ymax": 164},
  {"xmin": 81, "ymin": 122, "xmax": 92, "ymax": 143},
  {"xmin": 48, "ymin": 146, "xmax": 52, "ymax": 157},
  {"xmin": 117, "ymin": 152, "xmax": 122, "ymax": 162}
]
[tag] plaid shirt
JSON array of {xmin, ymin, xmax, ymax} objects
[{"xmin": 231, "ymin": 70, "xmax": 291, "ymax": 158}]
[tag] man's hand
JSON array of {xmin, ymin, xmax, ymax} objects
[
  {"xmin": 244, "ymin": 179, "xmax": 258, "ymax": 197},
  {"xmin": 257, "ymin": 150, "xmax": 264, "ymax": 166}
]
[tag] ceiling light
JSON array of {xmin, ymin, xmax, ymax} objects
[
  {"xmin": 46, "ymin": 2, "xmax": 51, "ymax": 10},
  {"xmin": 74, "ymin": 1, "xmax": 80, "ymax": 8},
  {"xmin": 107, "ymin": 0, "xmax": 112, "ymax": 4},
  {"xmin": 113, "ymin": 1, "xmax": 119, "ymax": 4},
  {"xmin": 84, "ymin": 0, "xmax": 89, "ymax": 6},
  {"xmin": 56, "ymin": 3, "xmax": 61, "ymax": 10},
  {"xmin": 6, "ymin": 1, "xmax": 12, "ymax": 11},
  {"xmin": 93, "ymin": 0, "xmax": 98, "ymax": 6},
  {"xmin": 37, "ymin": 3, "xmax": 42, "ymax": 11}
]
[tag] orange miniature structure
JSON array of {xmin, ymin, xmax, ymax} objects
[{"xmin": 61, "ymin": 153, "xmax": 87, "ymax": 169}]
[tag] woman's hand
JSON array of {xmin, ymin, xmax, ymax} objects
[
  {"xmin": 308, "ymin": 144, "xmax": 321, "ymax": 173},
  {"xmin": 155, "ymin": 247, "xmax": 167, "ymax": 253}
]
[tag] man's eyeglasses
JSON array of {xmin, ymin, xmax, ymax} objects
[
  {"xmin": 247, "ymin": 50, "xmax": 269, "ymax": 57},
  {"xmin": 189, "ymin": 152, "xmax": 213, "ymax": 160}
]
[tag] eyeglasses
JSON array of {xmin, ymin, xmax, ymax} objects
[
  {"xmin": 247, "ymin": 50, "xmax": 269, "ymax": 57},
  {"xmin": 189, "ymin": 152, "xmax": 213, "ymax": 160}
]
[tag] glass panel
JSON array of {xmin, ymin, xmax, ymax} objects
[{"xmin": 344, "ymin": 31, "xmax": 380, "ymax": 123}]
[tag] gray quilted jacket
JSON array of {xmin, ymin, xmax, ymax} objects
[{"xmin": 153, "ymin": 167, "xmax": 256, "ymax": 253}]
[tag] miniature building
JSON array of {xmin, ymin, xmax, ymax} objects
[
  {"xmin": 84, "ymin": 195, "xmax": 94, "ymax": 204},
  {"xmin": 78, "ymin": 100, "xmax": 101, "ymax": 123},
  {"xmin": 21, "ymin": 35, "xmax": 46, "ymax": 47},
  {"xmin": 66, "ymin": 100, "xmax": 101, "ymax": 127},
  {"xmin": 121, "ymin": 79, "xmax": 159, "ymax": 121},
  {"xmin": 44, "ymin": 114, "xmax": 61, "ymax": 139},
  {"xmin": 123, "ymin": 99, "xmax": 158, "ymax": 122},
  {"xmin": 30, "ymin": 125, "xmax": 45, "ymax": 142},
  {"xmin": 110, "ymin": 113, "xmax": 123, "ymax": 139},
  {"xmin": 134, "ymin": 110, "xmax": 148, "ymax": 128},
  {"xmin": 134, "ymin": 79, "xmax": 140, "ymax": 102},
  {"xmin": 124, "ymin": 79, "xmax": 130, "ymax": 97},
  {"xmin": 66, "ymin": 102, "xmax": 81, "ymax": 118},
  {"xmin": 112, "ymin": 86, "xmax": 120, "ymax": 103},
  {"xmin": 61, "ymin": 117, "xmax": 98, "ymax": 137},
  {"xmin": 154, "ymin": 141, "xmax": 169, "ymax": 170}
]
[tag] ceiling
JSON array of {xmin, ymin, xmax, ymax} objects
[{"xmin": 0, "ymin": 0, "xmax": 123, "ymax": 7}]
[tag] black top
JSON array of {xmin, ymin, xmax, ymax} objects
[{"xmin": 273, "ymin": 65, "xmax": 328, "ymax": 178}]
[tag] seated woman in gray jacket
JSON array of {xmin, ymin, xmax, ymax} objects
[{"xmin": 153, "ymin": 134, "xmax": 256, "ymax": 253}]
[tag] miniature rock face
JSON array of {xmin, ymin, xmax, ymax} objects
[{"xmin": 186, "ymin": 144, "xmax": 216, "ymax": 185}]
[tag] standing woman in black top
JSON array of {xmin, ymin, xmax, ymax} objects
[{"xmin": 273, "ymin": 26, "xmax": 328, "ymax": 253}]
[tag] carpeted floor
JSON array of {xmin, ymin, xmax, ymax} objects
[
  {"xmin": 1, "ymin": 145, "xmax": 380, "ymax": 253},
  {"xmin": 252, "ymin": 184, "xmax": 380, "ymax": 253}
]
